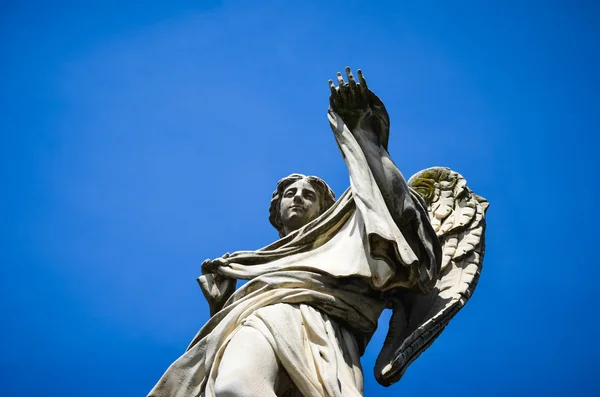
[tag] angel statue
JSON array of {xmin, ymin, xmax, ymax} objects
[{"xmin": 148, "ymin": 67, "xmax": 489, "ymax": 397}]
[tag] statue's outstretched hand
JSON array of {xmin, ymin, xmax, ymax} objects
[
  {"xmin": 328, "ymin": 66, "xmax": 390, "ymax": 149},
  {"xmin": 329, "ymin": 67, "xmax": 372, "ymax": 131}
]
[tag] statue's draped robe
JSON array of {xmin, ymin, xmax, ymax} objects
[{"xmin": 148, "ymin": 117, "xmax": 440, "ymax": 397}]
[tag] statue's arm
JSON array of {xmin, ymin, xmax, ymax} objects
[
  {"xmin": 329, "ymin": 68, "xmax": 441, "ymax": 295},
  {"xmin": 354, "ymin": 128, "xmax": 418, "ymax": 226}
]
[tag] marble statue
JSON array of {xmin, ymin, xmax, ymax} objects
[{"xmin": 148, "ymin": 67, "xmax": 489, "ymax": 397}]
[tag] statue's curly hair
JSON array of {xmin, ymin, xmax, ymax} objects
[{"xmin": 269, "ymin": 174, "xmax": 336, "ymax": 238}]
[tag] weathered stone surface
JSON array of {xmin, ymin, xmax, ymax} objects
[{"xmin": 148, "ymin": 68, "xmax": 488, "ymax": 397}]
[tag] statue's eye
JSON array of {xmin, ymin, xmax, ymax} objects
[{"xmin": 284, "ymin": 190, "xmax": 295, "ymax": 198}]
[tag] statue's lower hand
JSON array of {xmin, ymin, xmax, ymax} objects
[
  {"xmin": 201, "ymin": 253, "xmax": 230, "ymax": 275},
  {"xmin": 199, "ymin": 253, "xmax": 235, "ymax": 316},
  {"xmin": 198, "ymin": 273, "xmax": 236, "ymax": 316}
]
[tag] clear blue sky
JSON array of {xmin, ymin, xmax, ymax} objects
[{"xmin": 1, "ymin": 1, "xmax": 598, "ymax": 396}]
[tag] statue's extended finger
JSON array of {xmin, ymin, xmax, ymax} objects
[
  {"xmin": 329, "ymin": 79, "xmax": 340, "ymax": 108},
  {"xmin": 337, "ymin": 71, "xmax": 345, "ymax": 87},
  {"xmin": 346, "ymin": 66, "xmax": 357, "ymax": 89},
  {"xmin": 346, "ymin": 66, "xmax": 358, "ymax": 104},
  {"xmin": 329, "ymin": 79, "xmax": 337, "ymax": 96},
  {"xmin": 337, "ymin": 71, "xmax": 348, "ymax": 101},
  {"xmin": 357, "ymin": 69, "xmax": 368, "ymax": 93}
]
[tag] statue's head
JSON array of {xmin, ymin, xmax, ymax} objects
[{"xmin": 269, "ymin": 174, "xmax": 336, "ymax": 237}]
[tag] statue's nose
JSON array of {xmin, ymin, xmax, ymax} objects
[{"xmin": 293, "ymin": 194, "xmax": 303, "ymax": 204}]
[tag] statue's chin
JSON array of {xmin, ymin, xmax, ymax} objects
[{"xmin": 282, "ymin": 217, "xmax": 312, "ymax": 236}]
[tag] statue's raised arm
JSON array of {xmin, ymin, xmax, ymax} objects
[
  {"xmin": 327, "ymin": 67, "xmax": 441, "ymax": 295},
  {"xmin": 328, "ymin": 68, "xmax": 488, "ymax": 387}
]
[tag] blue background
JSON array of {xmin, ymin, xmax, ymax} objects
[{"xmin": 2, "ymin": 1, "xmax": 598, "ymax": 396}]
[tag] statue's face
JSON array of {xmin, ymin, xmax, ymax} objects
[{"xmin": 279, "ymin": 178, "xmax": 322, "ymax": 235}]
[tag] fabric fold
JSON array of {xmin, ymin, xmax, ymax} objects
[{"xmin": 148, "ymin": 109, "xmax": 441, "ymax": 397}]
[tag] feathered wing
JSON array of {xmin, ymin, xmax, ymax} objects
[{"xmin": 375, "ymin": 167, "xmax": 489, "ymax": 386}]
